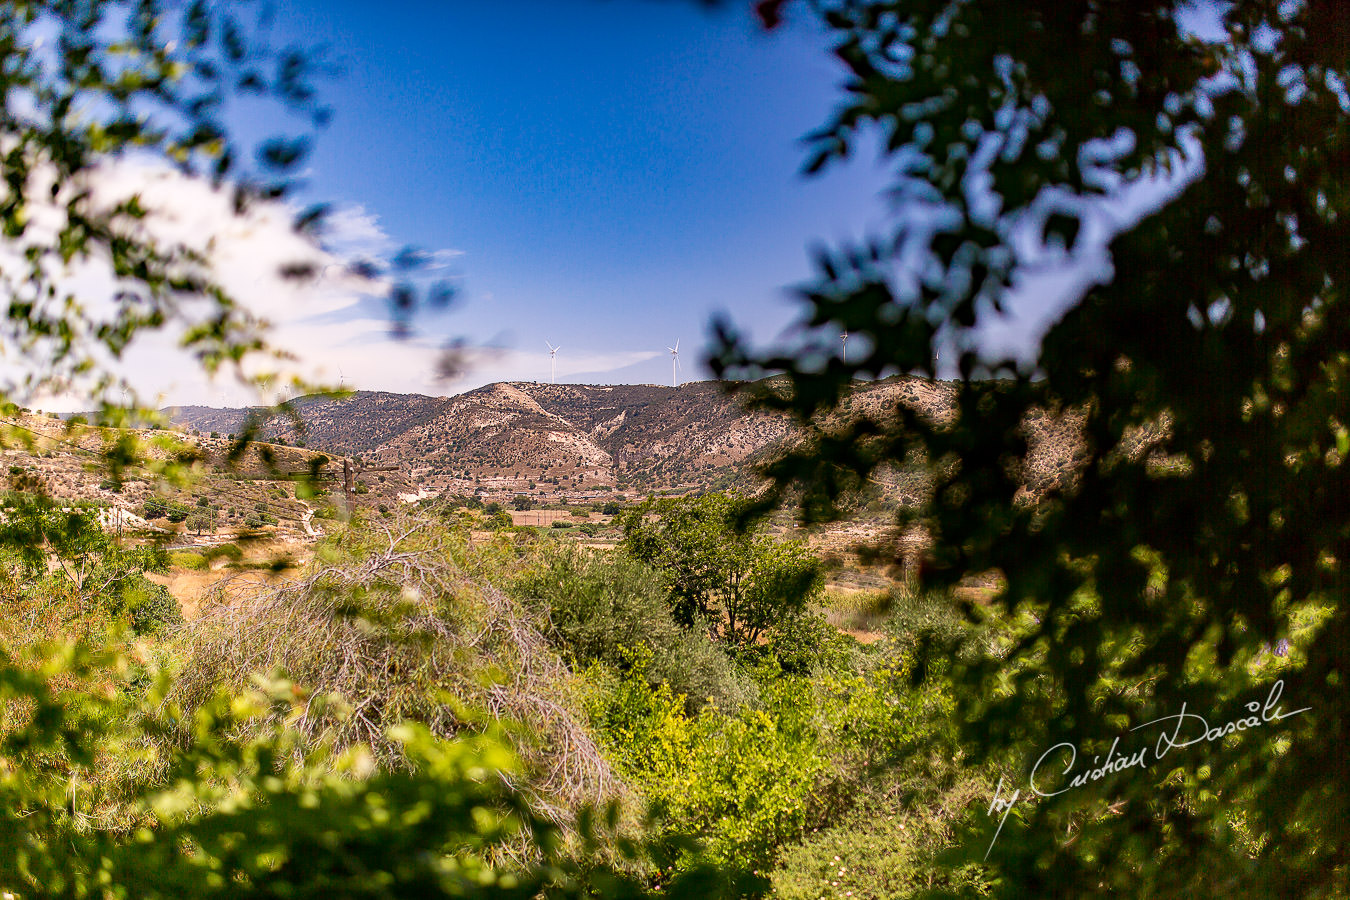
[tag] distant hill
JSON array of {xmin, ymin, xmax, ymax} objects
[
  {"xmin": 167, "ymin": 379, "xmax": 955, "ymax": 501},
  {"xmin": 4, "ymin": 375, "xmax": 1084, "ymax": 543},
  {"xmin": 169, "ymin": 381, "xmax": 808, "ymax": 500}
]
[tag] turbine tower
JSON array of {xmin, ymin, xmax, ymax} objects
[
  {"xmin": 668, "ymin": 340, "xmax": 680, "ymax": 388},
  {"xmin": 841, "ymin": 329, "xmax": 849, "ymax": 363},
  {"xmin": 545, "ymin": 341, "xmax": 560, "ymax": 384}
]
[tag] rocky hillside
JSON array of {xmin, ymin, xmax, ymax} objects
[
  {"xmin": 166, "ymin": 376, "xmax": 1087, "ymax": 509},
  {"xmin": 170, "ymin": 381, "xmax": 808, "ymax": 501}
]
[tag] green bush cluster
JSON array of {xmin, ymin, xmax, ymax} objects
[
  {"xmin": 511, "ymin": 544, "xmax": 753, "ymax": 712},
  {"xmin": 168, "ymin": 551, "xmax": 208, "ymax": 570},
  {"xmin": 119, "ymin": 574, "xmax": 185, "ymax": 634},
  {"xmin": 142, "ymin": 497, "xmax": 191, "ymax": 522}
]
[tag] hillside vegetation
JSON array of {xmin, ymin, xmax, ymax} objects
[{"xmin": 0, "ymin": 494, "xmax": 1011, "ymax": 898}]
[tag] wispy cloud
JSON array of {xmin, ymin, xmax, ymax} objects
[{"xmin": 18, "ymin": 161, "xmax": 667, "ymax": 409}]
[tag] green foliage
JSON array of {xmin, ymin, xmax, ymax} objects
[
  {"xmin": 0, "ymin": 649, "xmax": 751, "ymax": 899},
  {"xmin": 204, "ymin": 542, "xmax": 244, "ymax": 564},
  {"xmin": 582, "ymin": 664, "xmax": 825, "ymax": 869},
  {"xmin": 184, "ymin": 511, "xmax": 215, "ymax": 534},
  {"xmin": 512, "ymin": 543, "xmax": 754, "ymax": 713},
  {"xmin": 621, "ymin": 493, "xmax": 824, "ymax": 645},
  {"xmin": 513, "ymin": 494, "xmax": 535, "ymax": 511},
  {"xmin": 142, "ymin": 496, "xmax": 191, "ymax": 523},
  {"xmin": 583, "ymin": 653, "xmax": 958, "ymax": 873},
  {"xmin": 118, "ymin": 573, "xmax": 184, "ymax": 634},
  {"xmin": 715, "ymin": 0, "xmax": 1350, "ymax": 893},
  {"xmin": 760, "ymin": 608, "xmax": 855, "ymax": 676},
  {"xmin": 0, "ymin": 501, "xmax": 167, "ymax": 634},
  {"xmin": 772, "ymin": 799, "xmax": 992, "ymax": 900},
  {"xmin": 168, "ymin": 551, "xmax": 207, "ymax": 571}
]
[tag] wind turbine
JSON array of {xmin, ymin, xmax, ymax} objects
[
  {"xmin": 545, "ymin": 341, "xmax": 560, "ymax": 384},
  {"xmin": 841, "ymin": 329, "xmax": 849, "ymax": 363},
  {"xmin": 667, "ymin": 340, "xmax": 681, "ymax": 388}
]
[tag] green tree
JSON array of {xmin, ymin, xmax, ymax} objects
[
  {"xmin": 716, "ymin": 0, "xmax": 1349, "ymax": 894},
  {"xmin": 621, "ymin": 493, "xmax": 823, "ymax": 646},
  {"xmin": 185, "ymin": 510, "xmax": 215, "ymax": 535}
]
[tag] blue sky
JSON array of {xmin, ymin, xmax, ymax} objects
[
  {"xmin": 31, "ymin": 0, "xmax": 1212, "ymax": 409},
  {"xmin": 248, "ymin": 0, "xmax": 892, "ymax": 391}
]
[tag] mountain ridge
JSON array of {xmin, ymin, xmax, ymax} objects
[{"xmin": 166, "ymin": 379, "xmax": 940, "ymax": 500}]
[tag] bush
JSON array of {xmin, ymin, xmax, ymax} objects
[
  {"xmin": 511, "ymin": 544, "xmax": 753, "ymax": 713},
  {"xmin": 119, "ymin": 574, "xmax": 185, "ymax": 634},
  {"xmin": 204, "ymin": 543, "xmax": 244, "ymax": 564},
  {"xmin": 169, "ymin": 551, "xmax": 208, "ymax": 571},
  {"xmin": 884, "ymin": 586, "xmax": 969, "ymax": 646},
  {"xmin": 761, "ymin": 609, "xmax": 857, "ymax": 675},
  {"xmin": 771, "ymin": 793, "xmax": 993, "ymax": 900},
  {"xmin": 582, "ymin": 667, "xmax": 826, "ymax": 868}
]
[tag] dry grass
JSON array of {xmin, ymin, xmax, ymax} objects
[{"xmin": 171, "ymin": 513, "xmax": 622, "ymax": 822}]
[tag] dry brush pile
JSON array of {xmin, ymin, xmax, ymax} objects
[{"xmin": 170, "ymin": 513, "xmax": 622, "ymax": 821}]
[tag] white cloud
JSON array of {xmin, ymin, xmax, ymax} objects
[{"xmin": 2, "ymin": 160, "xmax": 668, "ymax": 410}]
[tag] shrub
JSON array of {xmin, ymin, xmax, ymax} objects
[
  {"xmin": 884, "ymin": 586, "xmax": 969, "ymax": 646},
  {"xmin": 169, "ymin": 551, "xmax": 208, "ymax": 571},
  {"xmin": 771, "ymin": 793, "xmax": 993, "ymax": 900},
  {"xmin": 582, "ymin": 666, "xmax": 826, "ymax": 868},
  {"xmin": 761, "ymin": 609, "xmax": 857, "ymax": 675},
  {"xmin": 119, "ymin": 574, "xmax": 185, "ymax": 634},
  {"xmin": 511, "ymin": 544, "xmax": 753, "ymax": 713},
  {"xmin": 204, "ymin": 543, "xmax": 244, "ymax": 564}
]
